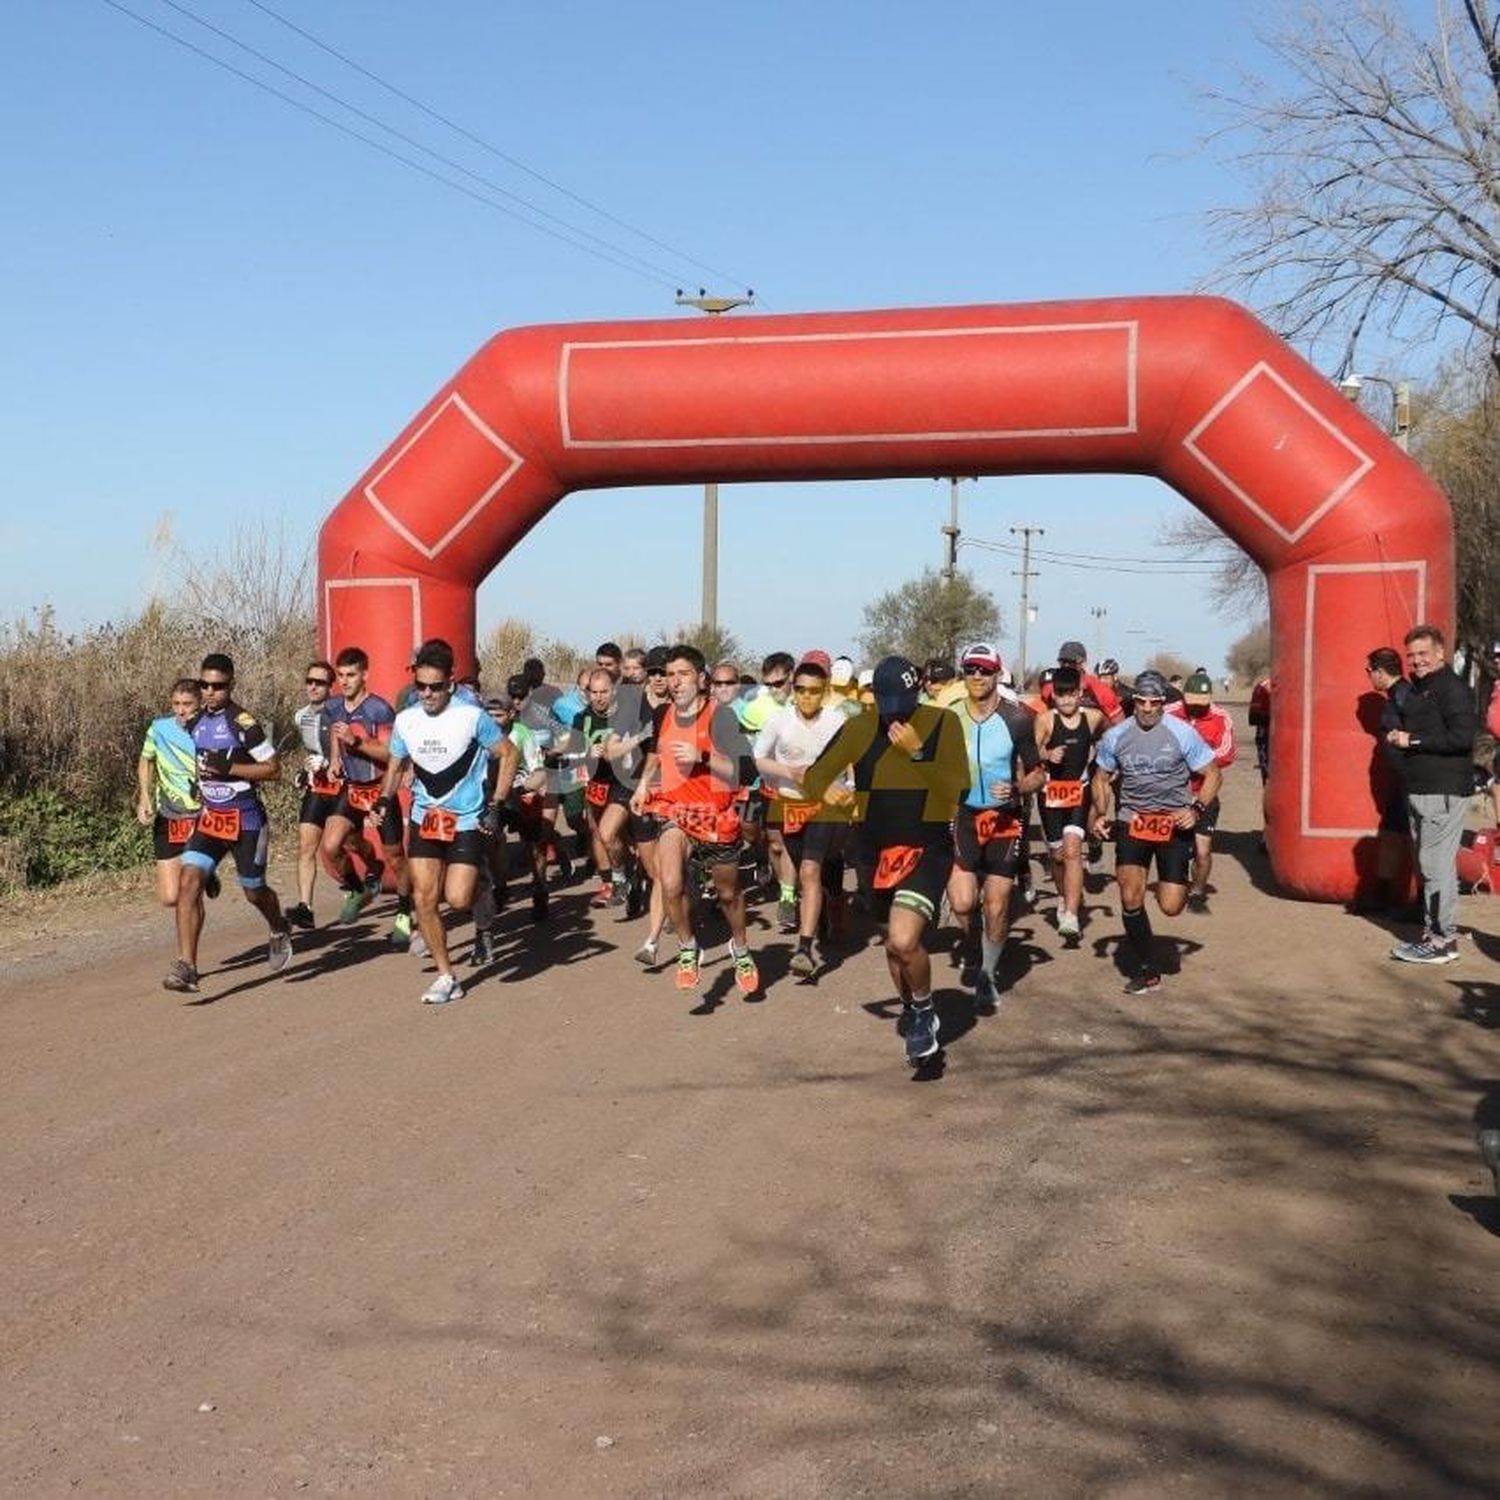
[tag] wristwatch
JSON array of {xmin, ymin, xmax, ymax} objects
[{"xmin": 1190, "ymin": 799, "xmax": 1208, "ymax": 817}]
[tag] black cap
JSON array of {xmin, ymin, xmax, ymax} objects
[
  {"xmin": 505, "ymin": 673, "xmax": 529, "ymax": 699},
  {"xmin": 1133, "ymin": 669, "xmax": 1170, "ymax": 699},
  {"xmin": 873, "ymin": 655, "xmax": 922, "ymax": 717},
  {"xmin": 644, "ymin": 645, "xmax": 670, "ymax": 672}
]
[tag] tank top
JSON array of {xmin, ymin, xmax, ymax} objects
[
  {"xmin": 1045, "ymin": 710, "xmax": 1094, "ymax": 783},
  {"xmin": 656, "ymin": 702, "xmax": 736, "ymax": 809}
]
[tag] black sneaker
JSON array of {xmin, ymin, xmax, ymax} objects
[
  {"xmin": 973, "ymin": 970, "xmax": 999, "ymax": 1016},
  {"xmin": 363, "ymin": 861, "xmax": 385, "ymax": 897},
  {"xmin": 789, "ymin": 944, "xmax": 818, "ymax": 979},
  {"xmin": 284, "ymin": 902, "xmax": 315, "ymax": 930},
  {"xmin": 203, "ymin": 871, "xmax": 221, "ymax": 901},
  {"xmin": 958, "ymin": 959, "xmax": 980, "ymax": 989},
  {"xmin": 1123, "ymin": 970, "xmax": 1162, "ymax": 995},
  {"xmin": 609, "ymin": 879, "xmax": 628, "ymax": 908},
  {"xmin": 1186, "ymin": 892, "xmax": 1210, "ymax": 914},
  {"xmin": 469, "ymin": 931, "xmax": 493, "ymax": 967}
]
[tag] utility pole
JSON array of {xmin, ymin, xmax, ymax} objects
[
  {"xmin": 936, "ymin": 476, "xmax": 972, "ymax": 581},
  {"xmin": 1011, "ymin": 524, "xmax": 1044, "ymax": 683},
  {"xmin": 675, "ymin": 288, "xmax": 755, "ymax": 631},
  {"xmin": 1089, "ymin": 605, "xmax": 1108, "ymax": 667}
]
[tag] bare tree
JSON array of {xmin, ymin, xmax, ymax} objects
[
  {"xmin": 1156, "ymin": 513, "xmax": 1268, "ymax": 618},
  {"xmin": 1206, "ymin": 0, "xmax": 1500, "ymax": 369}
]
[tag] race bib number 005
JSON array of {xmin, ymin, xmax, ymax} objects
[
  {"xmin": 197, "ymin": 806, "xmax": 241, "ymax": 842},
  {"xmin": 1044, "ymin": 779, "xmax": 1084, "ymax": 809}
]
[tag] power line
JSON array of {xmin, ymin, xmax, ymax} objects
[
  {"xmin": 96, "ymin": 0, "xmax": 696, "ymax": 289},
  {"xmin": 961, "ymin": 536, "xmax": 1230, "ymax": 576},
  {"xmin": 242, "ymin": 0, "xmax": 755, "ymax": 297},
  {"xmin": 140, "ymin": 0, "xmax": 698, "ymax": 289}
]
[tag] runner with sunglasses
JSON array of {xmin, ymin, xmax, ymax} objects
[
  {"xmin": 753, "ymin": 657, "xmax": 851, "ymax": 977},
  {"xmin": 321, "ymin": 647, "xmax": 414, "ymax": 944},
  {"xmin": 373, "ymin": 639, "xmax": 518, "ymax": 1006},
  {"xmin": 163, "ymin": 653, "xmax": 293, "ymax": 993},
  {"xmin": 1090, "ymin": 669, "xmax": 1220, "ymax": 995},
  {"xmin": 286, "ymin": 660, "xmax": 347, "ymax": 929},
  {"xmin": 1032, "ymin": 664, "xmax": 1106, "ymax": 941},
  {"xmin": 629, "ymin": 643, "xmax": 759, "ymax": 995},
  {"xmin": 947, "ymin": 643, "xmax": 1044, "ymax": 1013},
  {"xmin": 803, "ymin": 656, "xmax": 970, "ymax": 1065}
]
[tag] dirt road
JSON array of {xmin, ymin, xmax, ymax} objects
[{"xmin": 3, "ymin": 747, "xmax": 1498, "ymax": 1496}]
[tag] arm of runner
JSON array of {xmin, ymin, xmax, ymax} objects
[
  {"xmin": 1212, "ymin": 711, "xmax": 1237, "ymax": 768},
  {"xmin": 629, "ymin": 751, "xmax": 660, "ymax": 814},
  {"xmin": 489, "ymin": 734, "xmax": 520, "ymax": 803},
  {"xmin": 224, "ymin": 714, "xmax": 279, "ymax": 782},
  {"xmin": 135, "ymin": 751, "xmax": 154, "ymax": 824},
  {"xmin": 1010, "ymin": 708, "xmax": 1046, "ymax": 796},
  {"xmin": 800, "ymin": 720, "xmax": 861, "ymax": 806},
  {"xmin": 1091, "ymin": 674, "xmax": 1125, "ymax": 725},
  {"xmin": 1089, "ymin": 726, "xmax": 1120, "ymax": 835}
]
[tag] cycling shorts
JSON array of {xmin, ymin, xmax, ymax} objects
[
  {"xmin": 1113, "ymin": 817, "xmax": 1193, "ymax": 884},
  {"xmin": 153, "ymin": 812, "xmax": 198, "ymax": 862},
  {"xmin": 405, "ymin": 824, "xmax": 486, "ymax": 866},
  {"xmin": 953, "ymin": 803, "xmax": 1025, "ymax": 880},
  {"xmin": 298, "ymin": 787, "xmax": 343, "ymax": 829},
  {"xmin": 182, "ymin": 816, "xmax": 271, "ymax": 888},
  {"xmin": 857, "ymin": 832, "xmax": 953, "ymax": 924}
]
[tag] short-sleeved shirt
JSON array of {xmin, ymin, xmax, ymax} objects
[
  {"xmin": 753, "ymin": 703, "xmax": 847, "ymax": 799},
  {"xmin": 325, "ymin": 693, "xmax": 395, "ymax": 783},
  {"xmin": 951, "ymin": 700, "xmax": 1040, "ymax": 811},
  {"xmin": 141, "ymin": 715, "xmax": 200, "ymax": 816},
  {"xmin": 293, "ymin": 701, "xmax": 328, "ymax": 758},
  {"xmin": 390, "ymin": 699, "xmax": 505, "ymax": 832},
  {"xmin": 190, "ymin": 706, "xmax": 275, "ymax": 828},
  {"xmin": 1095, "ymin": 716, "xmax": 1216, "ymax": 814}
]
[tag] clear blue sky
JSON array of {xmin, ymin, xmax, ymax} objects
[{"xmin": 0, "ymin": 0, "xmax": 1376, "ymax": 676}]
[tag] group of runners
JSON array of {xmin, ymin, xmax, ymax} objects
[{"xmin": 138, "ymin": 635, "xmax": 1237, "ymax": 1066}]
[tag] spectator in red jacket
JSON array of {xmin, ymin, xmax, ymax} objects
[
  {"xmin": 1167, "ymin": 669, "xmax": 1236, "ymax": 912},
  {"xmin": 1249, "ymin": 676, "xmax": 1273, "ymax": 784}
]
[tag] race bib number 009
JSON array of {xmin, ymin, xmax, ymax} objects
[{"xmin": 1127, "ymin": 811, "xmax": 1176, "ymax": 844}]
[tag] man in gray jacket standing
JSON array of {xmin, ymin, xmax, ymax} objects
[{"xmin": 1387, "ymin": 624, "xmax": 1477, "ymax": 964}]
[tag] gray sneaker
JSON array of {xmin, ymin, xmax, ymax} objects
[
  {"xmin": 973, "ymin": 970, "xmax": 999, "ymax": 1016},
  {"xmin": 904, "ymin": 1003, "xmax": 940, "ymax": 1063},
  {"xmin": 789, "ymin": 944, "xmax": 818, "ymax": 979},
  {"xmin": 1391, "ymin": 937, "xmax": 1458, "ymax": 965},
  {"xmin": 422, "ymin": 973, "xmax": 464, "ymax": 1005},
  {"xmin": 410, "ymin": 930, "xmax": 430, "ymax": 959},
  {"xmin": 162, "ymin": 959, "xmax": 199, "ymax": 993},
  {"xmin": 267, "ymin": 928, "xmax": 293, "ymax": 973}
]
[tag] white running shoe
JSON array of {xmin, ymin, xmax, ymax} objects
[
  {"xmin": 421, "ymin": 973, "xmax": 464, "ymax": 1005},
  {"xmin": 410, "ymin": 930, "xmax": 430, "ymax": 959},
  {"xmin": 1057, "ymin": 910, "xmax": 1080, "ymax": 939}
]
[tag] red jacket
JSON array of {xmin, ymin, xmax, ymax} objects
[
  {"xmin": 1167, "ymin": 701, "xmax": 1236, "ymax": 793},
  {"xmin": 1487, "ymin": 681, "xmax": 1500, "ymax": 740}
]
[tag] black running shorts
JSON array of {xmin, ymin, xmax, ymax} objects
[
  {"xmin": 1113, "ymin": 818, "xmax": 1193, "ymax": 884},
  {"xmin": 953, "ymin": 803, "xmax": 1025, "ymax": 880}
]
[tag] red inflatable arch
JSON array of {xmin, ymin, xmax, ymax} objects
[{"xmin": 318, "ymin": 296, "xmax": 1453, "ymax": 903}]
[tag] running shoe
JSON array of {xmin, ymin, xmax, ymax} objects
[
  {"xmin": 674, "ymin": 944, "xmax": 701, "ymax": 990},
  {"xmin": 789, "ymin": 944, "xmax": 818, "ymax": 979},
  {"xmin": 777, "ymin": 898, "xmax": 797, "ymax": 934},
  {"xmin": 958, "ymin": 959, "xmax": 980, "ymax": 990},
  {"xmin": 733, "ymin": 951, "xmax": 760, "ymax": 994},
  {"xmin": 625, "ymin": 877, "xmax": 647, "ymax": 920},
  {"xmin": 203, "ymin": 871, "xmax": 221, "ymax": 900},
  {"xmin": 1390, "ymin": 937, "xmax": 1459, "ymax": 965},
  {"xmin": 410, "ymin": 930, "xmax": 430, "ymax": 959},
  {"xmin": 388, "ymin": 910, "xmax": 413, "ymax": 948},
  {"xmin": 904, "ymin": 1003, "xmax": 940, "ymax": 1063},
  {"xmin": 973, "ymin": 970, "xmax": 999, "ymax": 1016},
  {"xmin": 1186, "ymin": 892, "xmax": 1211, "ymax": 914},
  {"xmin": 609, "ymin": 878, "xmax": 628, "ymax": 908},
  {"xmin": 162, "ymin": 959, "xmax": 199, "ymax": 993},
  {"xmin": 421, "ymin": 973, "xmax": 464, "ymax": 1005},
  {"xmin": 1122, "ymin": 970, "xmax": 1162, "ymax": 995},
  {"xmin": 363, "ymin": 861, "xmax": 385, "ymax": 896},
  {"xmin": 1057, "ymin": 909, "xmax": 1081, "ymax": 939},
  {"xmin": 338, "ymin": 887, "xmax": 369, "ymax": 924},
  {"xmin": 267, "ymin": 928, "xmax": 293, "ymax": 973},
  {"xmin": 634, "ymin": 939, "xmax": 659, "ymax": 968},
  {"xmin": 470, "ymin": 931, "xmax": 493, "ymax": 967},
  {"xmin": 591, "ymin": 882, "xmax": 613, "ymax": 909},
  {"xmin": 284, "ymin": 902, "xmax": 315, "ymax": 930}
]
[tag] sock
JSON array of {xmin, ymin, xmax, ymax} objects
[
  {"xmin": 909, "ymin": 991, "xmax": 933, "ymax": 1010},
  {"xmin": 728, "ymin": 939, "xmax": 746, "ymax": 959},
  {"xmin": 396, "ymin": 893, "xmax": 412, "ymax": 916},
  {"xmin": 797, "ymin": 934, "xmax": 813, "ymax": 952},
  {"xmin": 779, "ymin": 881, "xmax": 796, "ymax": 903},
  {"xmin": 981, "ymin": 934, "xmax": 1005, "ymax": 975},
  {"xmin": 1121, "ymin": 906, "xmax": 1155, "ymax": 971}
]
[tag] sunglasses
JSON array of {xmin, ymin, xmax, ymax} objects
[
  {"xmin": 414, "ymin": 679, "xmax": 450, "ymax": 695},
  {"xmin": 648, "ymin": 667, "xmax": 667, "ymax": 677},
  {"xmin": 711, "ymin": 678, "xmax": 739, "ymax": 687},
  {"xmin": 962, "ymin": 666, "xmax": 997, "ymax": 677},
  {"xmin": 763, "ymin": 677, "xmax": 789, "ymax": 690},
  {"xmin": 792, "ymin": 684, "xmax": 824, "ymax": 696},
  {"xmin": 198, "ymin": 679, "xmax": 231, "ymax": 691},
  {"xmin": 305, "ymin": 676, "xmax": 332, "ymax": 687}
]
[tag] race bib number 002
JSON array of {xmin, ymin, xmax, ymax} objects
[
  {"xmin": 419, "ymin": 807, "xmax": 458, "ymax": 843},
  {"xmin": 974, "ymin": 809, "xmax": 1021, "ymax": 845}
]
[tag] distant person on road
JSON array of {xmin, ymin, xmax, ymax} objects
[
  {"xmin": 1386, "ymin": 625, "xmax": 1477, "ymax": 965},
  {"xmin": 1165, "ymin": 669, "xmax": 1237, "ymax": 913}
]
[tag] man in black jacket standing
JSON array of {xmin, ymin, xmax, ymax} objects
[{"xmin": 1386, "ymin": 625, "xmax": 1477, "ymax": 964}]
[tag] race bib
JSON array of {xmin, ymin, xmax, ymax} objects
[
  {"xmin": 873, "ymin": 844, "xmax": 923, "ymax": 890},
  {"xmin": 310, "ymin": 769, "xmax": 341, "ymax": 797},
  {"xmin": 1127, "ymin": 810, "xmax": 1176, "ymax": 844},
  {"xmin": 585, "ymin": 779, "xmax": 610, "ymax": 809},
  {"xmin": 673, "ymin": 802, "xmax": 740, "ymax": 845},
  {"xmin": 1044, "ymin": 779, "xmax": 1084, "ymax": 809},
  {"xmin": 345, "ymin": 781, "xmax": 381, "ymax": 814},
  {"xmin": 781, "ymin": 799, "xmax": 816, "ymax": 835},
  {"xmin": 166, "ymin": 816, "xmax": 196, "ymax": 846},
  {"xmin": 974, "ymin": 808, "xmax": 1022, "ymax": 845},
  {"xmin": 198, "ymin": 806, "xmax": 240, "ymax": 842},
  {"xmin": 419, "ymin": 807, "xmax": 458, "ymax": 843}
]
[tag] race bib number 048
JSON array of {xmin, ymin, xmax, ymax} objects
[{"xmin": 873, "ymin": 844, "xmax": 923, "ymax": 890}]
